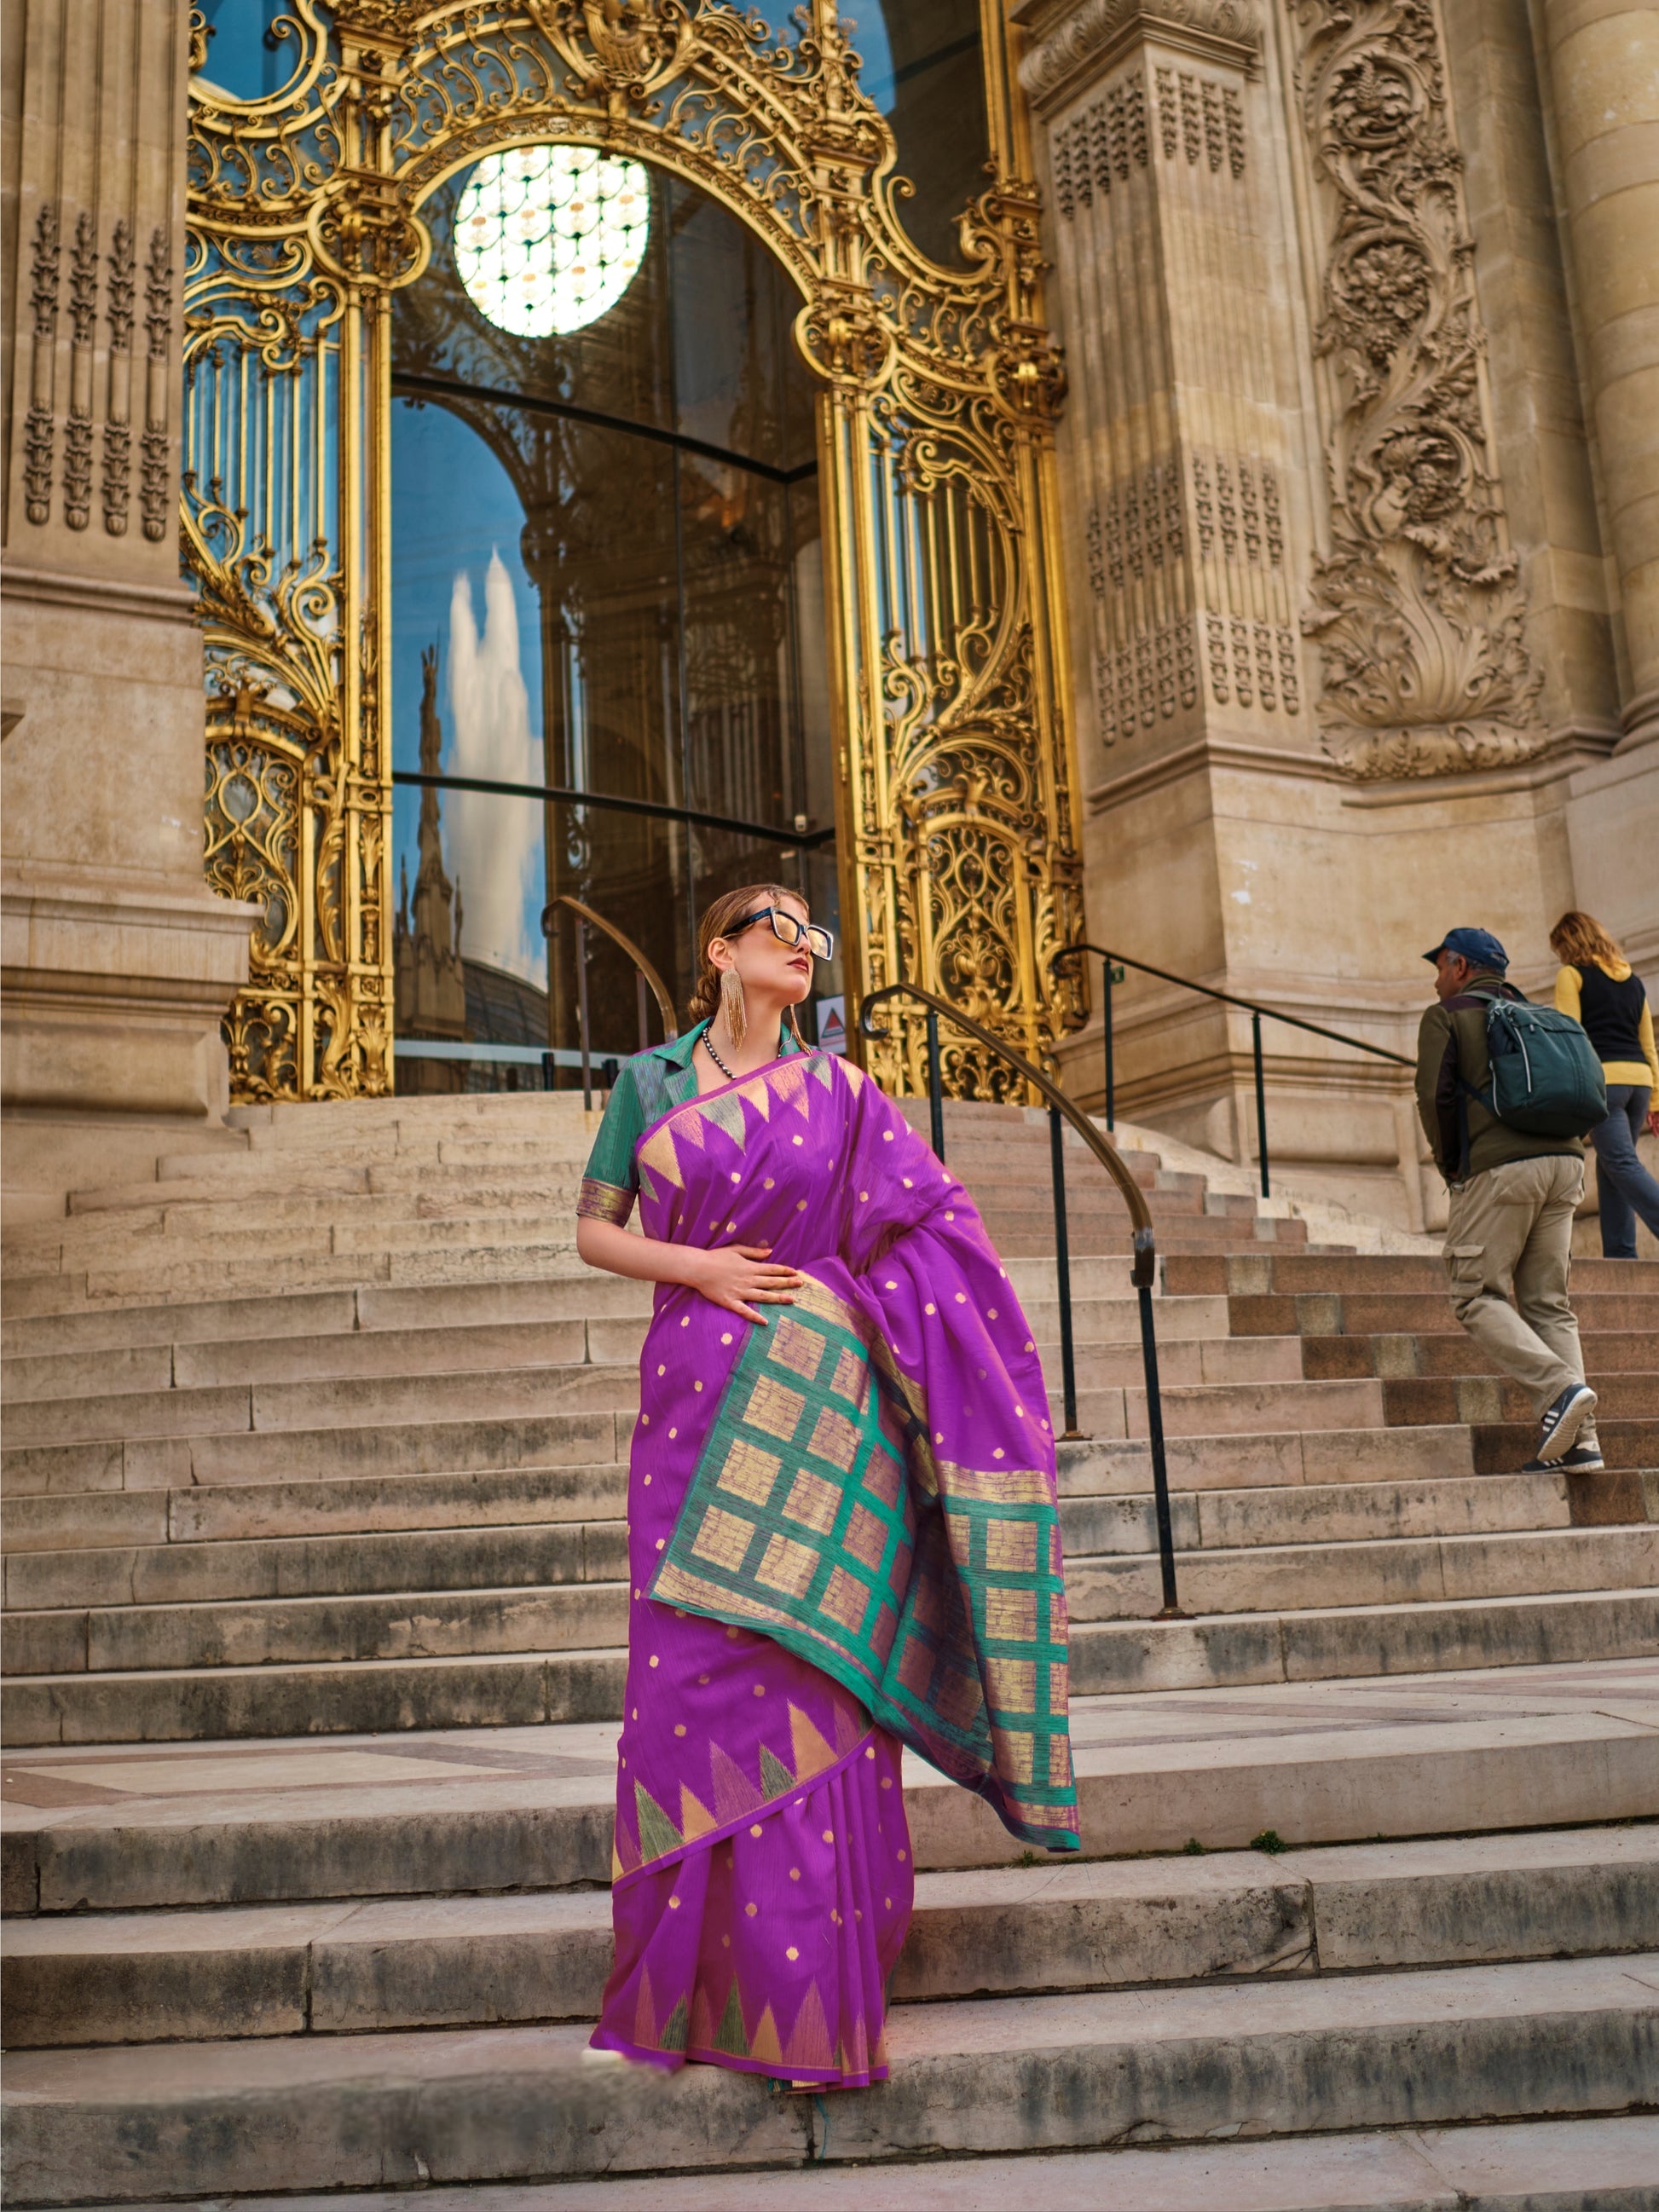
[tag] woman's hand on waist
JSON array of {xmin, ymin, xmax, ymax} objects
[{"xmin": 687, "ymin": 1243, "xmax": 803, "ymax": 1325}]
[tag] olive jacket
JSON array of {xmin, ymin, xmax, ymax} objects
[{"xmin": 1413, "ymin": 968, "xmax": 1586, "ymax": 1185}]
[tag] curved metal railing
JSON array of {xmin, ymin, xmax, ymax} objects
[
  {"xmin": 541, "ymin": 894, "xmax": 678, "ymax": 1108},
  {"xmin": 859, "ymin": 981, "xmax": 1184, "ymax": 1616}
]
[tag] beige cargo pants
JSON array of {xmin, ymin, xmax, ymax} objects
[{"xmin": 1442, "ymin": 1152, "xmax": 1596, "ymax": 1437}]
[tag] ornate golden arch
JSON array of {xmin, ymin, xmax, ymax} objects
[{"xmin": 186, "ymin": 0, "xmax": 1086, "ymax": 1099}]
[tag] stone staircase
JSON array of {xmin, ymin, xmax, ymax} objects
[{"xmin": 3, "ymin": 1089, "xmax": 1657, "ymax": 2205}]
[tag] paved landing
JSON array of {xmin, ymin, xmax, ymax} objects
[{"xmin": 6, "ymin": 1658, "xmax": 1656, "ymax": 1898}]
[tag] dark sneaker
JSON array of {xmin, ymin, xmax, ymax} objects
[
  {"xmin": 1522, "ymin": 1442, "xmax": 1606, "ymax": 1473},
  {"xmin": 1534, "ymin": 1383, "xmax": 1598, "ymax": 1464}
]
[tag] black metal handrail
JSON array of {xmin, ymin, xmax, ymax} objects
[
  {"xmin": 859, "ymin": 982, "xmax": 1183, "ymax": 1618},
  {"xmin": 540, "ymin": 895, "xmax": 678, "ymax": 1109},
  {"xmin": 1055, "ymin": 943, "xmax": 1413, "ymax": 1198}
]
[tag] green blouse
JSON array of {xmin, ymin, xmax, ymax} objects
[{"xmin": 577, "ymin": 1018, "xmax": 806, "ymax": 1227}]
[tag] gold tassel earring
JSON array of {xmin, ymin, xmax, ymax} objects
[{"xmin": 720, "ymin": 965, "xmax": 747, "ymax": 1051}]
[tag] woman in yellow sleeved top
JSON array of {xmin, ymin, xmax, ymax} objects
[{"xmin": 1552, "ymin": 910, "xmax": 1659, "ymax": 1259}]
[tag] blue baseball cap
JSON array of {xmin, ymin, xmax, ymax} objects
[{"xmin": 1423, "ymin": 927, "xmax": 1508, "ymax": 972}]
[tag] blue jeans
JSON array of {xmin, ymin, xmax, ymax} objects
[{"xmin": 1591, "ymin": 1083, "xmax": 1659, "ymax": 1258}]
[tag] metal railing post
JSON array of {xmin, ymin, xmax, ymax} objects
[
  {"xmin": 925, "ymin": 1008, "xmax": 945, "ymax": 1161},
  {"xmin": 1134, "ymin": 1231, "xmax": 1182, "ymax": 1616},
  {"xmin": 1103, "ymin": 956, "xmax": 1115, "ymax": 1133},
  {"xmin": 1251, "ymin": 1008, "xmax": 1269, "ymax": 1198},
  {"xmin": 576, "ymin": 914, "xmax": 592, "ymax": 1112},
  {"xmin": 1049, "ymin": 1106, "xmax": 1082, "ymax": 1440}
]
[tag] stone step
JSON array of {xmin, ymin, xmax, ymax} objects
[
  {"xmin": 0, "ymin": 1314, "xmax": 1281, "ymax": 1410},
  {"xmin": 1069, "ymin": 1586, "xmax": 1659, "ymax": 1696},
  {"xmin": 3, "ymin": 1406, "xmax": 625, "ymax": 1498},
  {"xmin": 1382, "ymin": 1372, "xmax": 1659, "ymax": 1426},
  {"xmin": 5, "ymin": 1953, "xmax": 1656, "ymax": 2202},
  {"xmin": 3, "ymin": 1320, "xmax": 590, "ymax": 1401},
  {"xmin": 3, "ymin": 1212, "xmax": 599, "ymax": 1278},
  {"xmin": 0, "ymin": 1277, "xmax": 651, "ymax": 1359},
  {"xmin": 49, "ymin": 2119, "xmax": 1649, "ymax": 2212},
  {"xmin": 1304, "ymin": 1328, "xmax": 1659, "ymax": 1380},
  {"xmin": 1061, "ymin": 1470, "xmax": 1581, "ymax": 1556},
  {"xmin": 6, "ymin": 1587, "xmax": 1656, "ymax": 1746},
  {"xmin": 1, "ymin": 1578, "xmax": 633, "ymax": 1678},
  {"xmin": 9, "ymin": 1242, "xmax": 590, "ymax": 1307},
  {"xmin": 0, "ymin": 1420, "xmax": 1493, "ymax": 1537},
  {"xmin": 7, "ymin": 1826, "xmax": 1654, "ymax": 2049},
  {"xmin": 1228, "ymin": 1287, "xmax": 1659, "ymax": 1338},
  {"xmin": 2, "ymin": 1519, "xmax": 629, "ymax": 1612},
  {"xmin": 0, "ymin": 1410, "xmax": 1489, "ymax": 1529},
  {"xmin": 5, "ymin": 1662, "xmax": 1652, "ymax": 1911},
  {"xmin": 1066, "ymin": 1525, "xmax": 1658, "ymax": 1622},
  {"xmin": 1472, "ymin": 1417, "xmax": 1659, "ymax": 1473},
  {"xmin": 1167, "ymin": 1252, "xmax": 1659, "ymax": 1299},
  {"xmin": 7, "ymin": 1468, "xmax": 1593, "ymax": 1613},
  {"xmin": 1078, "ymin": 1374, "xmax": 1384, "ymax": 1441},
  {"xmin": 68, "ymin": 1163, "xmax": 603, "ymax": 1216},
  {"xmin": 2, "ymin": 1464, "xmax": 633, "ymax": 1554},
  {"xmin": 43, "ymin": 1510, "xmax": 1636, "ymax": 1674}
]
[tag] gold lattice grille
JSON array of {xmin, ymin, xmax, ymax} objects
[{"xmin": 185, "ymin": 0, "xmax": 1087, "ymax": 1099}]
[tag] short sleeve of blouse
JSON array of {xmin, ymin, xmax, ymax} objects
[{"xmin": 578, "ymin": 1061, "xmax": 645, "ymax": 1227}]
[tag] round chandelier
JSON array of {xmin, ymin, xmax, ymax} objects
[{"xmin": 454, "ymin": 145, "xmax": 650, "ymax": 339}]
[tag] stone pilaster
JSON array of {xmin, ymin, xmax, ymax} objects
[
  {"xmin": 1535, "ymin": 0, "xmax": 1659, "ymax": 751},
  {"xmin": 1016, "ymin": 0, "xmax": 1641, "ymax": 1232},
  {"xmin": 1, "ymin": 0, "xmax": 253, "ymax": 1156}
]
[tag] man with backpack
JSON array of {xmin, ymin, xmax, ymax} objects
[{"xmin": 1415, "ymin": 927, "xmax": 1608, "ymax": 1471}]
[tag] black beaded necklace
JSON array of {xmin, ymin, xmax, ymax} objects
[{"xmin": 701, "ymin": 1025, "xmax": 737, "ymax": 1082}]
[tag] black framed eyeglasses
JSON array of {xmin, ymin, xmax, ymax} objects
[{"xmin": 731, "ymin": 905, "xmax": 835, "ymax": 962}]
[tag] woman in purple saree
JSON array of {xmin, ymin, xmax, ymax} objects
[{"xmin": 574, "ymin": 885, "xmax": 1078, "ymax": 2088}]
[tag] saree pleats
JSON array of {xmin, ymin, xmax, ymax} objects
[{"xmin": 587, "ymin": 1048, "xmax": 1078, "ymax": 2085}]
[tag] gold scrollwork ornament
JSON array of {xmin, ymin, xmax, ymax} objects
[{"xmin": 186, "ymin": 0, "xmax": 1089, "ymax": 1101}]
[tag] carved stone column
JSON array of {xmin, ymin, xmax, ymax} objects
[
  {"xmin": 1536, "ymin": 0, "xmax": 1659, "ymax": 749},
  {"xmin": 1, "ymin": 0, "xmax": 253, "ymax": 1186},
  {"xmin": 1017, "ymin": 0, "xmax": 1368, "ymax": 1188},
  {"xmin": 1018, "ymin": 0, "xmax": 1617, "ymax": 1230}
]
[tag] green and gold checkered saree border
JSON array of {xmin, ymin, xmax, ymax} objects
[{"xmin": 650, "ymin": 1275, "xmax": 1078, "ymax": 1851}]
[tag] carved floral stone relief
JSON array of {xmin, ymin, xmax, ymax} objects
[{"xmin": 1287, "ymin": 0, "xmax": 1544, "ymax": 778}]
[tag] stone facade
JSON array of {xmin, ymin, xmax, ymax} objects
[
  {"xmin": 1017, "ymin": 0, "xmax": 1658, "ymax": 1231},
  {"xmin": 1, "ymin": 0, "xmax": 1653, "ymax": 1234},
  {"xmin": 1, "ymin": 0, "xmax": 253, "ymax": 1203}
]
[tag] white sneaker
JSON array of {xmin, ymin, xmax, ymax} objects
[{"xmin": 581, "ymin": 2046, "xmax": 627, "ymax": 2069}]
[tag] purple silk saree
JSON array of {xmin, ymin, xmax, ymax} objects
[{"xmin": 579, "ymin": 1042, "xmax": 1078, "ymax": 2085}]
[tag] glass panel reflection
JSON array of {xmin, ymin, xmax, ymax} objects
[
  {"xmin": 391, "ymin": 156, "xmax": 835, "ymax": 1080},
  {"xmin": 849, "ymin": 3, "xmax": 988, "ymax": 268}
]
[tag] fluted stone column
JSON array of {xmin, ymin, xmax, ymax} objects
[
  {"xmin": 1539, "ymin": 0, "xmax": 1659, "ymax": 746},
  {"xmin": 1, "ymin": 0, "xmax": 254, "ymax": 1174}
]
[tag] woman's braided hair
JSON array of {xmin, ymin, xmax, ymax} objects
[{"xmin": 687, "ymin": 882, "xmax": 812, "ymax": 1043}]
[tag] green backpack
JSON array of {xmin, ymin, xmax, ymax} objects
[{"xmin": 1463, "ymin": 986, "xmax": 1607, "ymax": 1143}]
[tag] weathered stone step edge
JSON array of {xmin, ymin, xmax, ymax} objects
[
  {"xmin": 9, "ymin": 1699, "xmax": 1655, "ymax": 1915},
  {"xmin": 4, "ymin": 1471, "xmax": 1598, "ymax": 1605},
  {"xmin": 0, "ymin": 1316, "xmax": 1298, "ymax": 1406},
  {"xmin": 3, "ymin": 1955, "xmax": 1655, "ymax": 2204},
  {"xmin": 1, "ymin": 1414, "xmax": 1493, "ymax": 1502},
  {"xmin": 6, "ymin": 1527, "xmax": 1653, "ymax": 1674},
  {"xmin": 4, "ymin": 1585, "xmax": 1657, "ymax": 1747},
  {"xmin": 7, "ymin": 1828, "xmax": 1656, "ymax": 2048},
  {"xmin": 0, "ymin": 1426, "xmax": 1499, "ymax": 1556},
  {"xmin": 26, "ymin": 2117, "xmax": 1656, "ymax": 2212}
]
